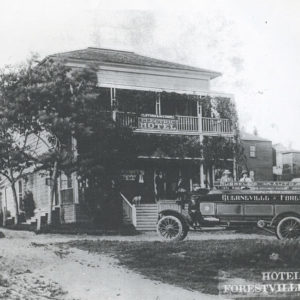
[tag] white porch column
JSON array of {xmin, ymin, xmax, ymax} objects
[
  {"xmin": 197, "ymin": 100, "xmax": 203, "ymax": 134},
  {"xmin": 233, "ymin": 157, "xmax": 237, "ymax": 181},
  {"xmin": 200, "ymin": 163, "xmax": 205, "ymax": 188},
  {"xmin": 155, "ymin": 93, "xmax": 161, "ymax": 115},
  {"xmin": 212, "ymin": 165, "xmax": 215, "ymax": 186},
  {"xmin": 197, "ymin": 100, "xmax": 205, "ymax": 187},
  {"xmin": 73, "ymin": 173, "xmax": 79, "ymax": 204},
  {"xmin": 71, "ymin": 136, "xmax": 79, "ymax": 204},
  {"xmin": 110, "ymin": 87, "xmax": 117, "ymax": 121}
]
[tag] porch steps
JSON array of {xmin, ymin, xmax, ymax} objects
[
  {"xmin": 22, "ymin": 207, "xmax": 60, "ymax": 227},
  {"xmin": 24, "ymin": 211, "xmax": 47, "ymax": 226},
  {"xmin": 135, "ymin": 204, "xmax": 158, "ymax": 231}
]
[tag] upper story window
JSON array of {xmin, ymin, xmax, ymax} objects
[{"xmin": 250, "ymin": 145, "xmax": 256, "ymax": 158}]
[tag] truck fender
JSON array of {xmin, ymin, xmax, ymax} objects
[
  {"xmin": 158, "ymin": 209, "xmax": 190, "ymax": 230},
  {"xmin": 271, "ymin": 212, "xmax": 300, "ymax": 226}
]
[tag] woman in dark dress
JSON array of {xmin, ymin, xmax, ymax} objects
[{"xmin": 155, "ymin": 171, "xmax": 165, "ymax": 201}]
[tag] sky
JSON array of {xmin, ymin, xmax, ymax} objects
[{"xmin": 0, "ymin": 0, "xmax": 300, "ymax": 148}]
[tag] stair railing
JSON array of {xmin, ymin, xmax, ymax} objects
[{"xmin": 120, "ymin": 193, "xmax": 137, "ymax": 227}]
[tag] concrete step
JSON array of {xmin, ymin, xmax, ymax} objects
[
  {"xmin": 136, "ymin": 207, "xmax": 158, "ymax": 210},
  {"xmin": 137, "ymin": 213, "xmax": 157, "ymax": 217},
  {"xmin": 137, "ymin": 219, "xmax": 157, "ymax": 223},
  {"xmin": 137, "ymin": 219, "xmax": 157, "ymax": 222},
  {"xmin": 136, "ymin": 206, "xmax": 158, "ymax": 208}
]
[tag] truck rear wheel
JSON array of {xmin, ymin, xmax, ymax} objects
[
  {"xmin": 157, "ymin": 215, "xmax": 186, "ymax": 242},
  {"xmin": 276, "ymin": 216, "xmax": 300, "ymax": 240}
]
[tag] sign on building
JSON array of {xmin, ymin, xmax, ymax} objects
[{"xmin": 138, "ymin": 116, "xmax": 177, "ymax": 131}]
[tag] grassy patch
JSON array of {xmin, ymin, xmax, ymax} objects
[{"xmin": 65, "ymin": 239, "xmax": 300, "ymax": 295}]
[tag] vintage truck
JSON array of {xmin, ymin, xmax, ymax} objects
[{"xmin": 156, "ymin": 182, "xmax": 300, "ymax": 241}]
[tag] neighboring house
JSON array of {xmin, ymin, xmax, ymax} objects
[
  {"xmin": 1, "ymin": 47, "xmax": 235, "ymax": 229},
  {"xmin": 281, "ymin": 150, "xmax": 300, "ymax": 180},
  {"xmin": 0, "ymin": 132, "xmax": 79, "ymax": 225},
  {"xmin": 240, "ymin": 132, "xmax": 273, "ymax": 181},
  {"xmin": 272, "ymin": 143, "xmax": 288, "ymax": 180}
]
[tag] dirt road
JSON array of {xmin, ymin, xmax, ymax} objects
[{"xmin": 0, "ymin": 229, "xmax": 273, "ymax": 300}]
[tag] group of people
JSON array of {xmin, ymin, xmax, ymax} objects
[
  {"xmin": 134, "ymin": 169, "xmax": 253, "ymax": 205},
  {"xmin": 133, "ymin": 169, "xmax": 254, "ymax": 229},
  {"xmin": 155, "ymin": 172, "xmax": 188, "ymax": 202},
  {"xmin": 220, "ymin": 169, "xmax": 253, "ymax": 185}
]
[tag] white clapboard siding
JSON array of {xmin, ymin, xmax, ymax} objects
[
  {"xmin": 97, "ymin": 69, "xmax": 209, "ymax": 93},
  {"xmin": 30, "ymin": 173, "xmax": 50, "ymax": 211},
  {"xmin": 26, "ymin": 131, "xmax": 52, "ymax": 156}
]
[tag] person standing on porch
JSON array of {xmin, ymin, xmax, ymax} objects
[
  {"xmin": 176, "ymin": 176, "xmax": 187, "ymax": 209},
  {"xmin": 155, "ymin": 171, "xmax": 165, "ymax": 202},
  {"xmin": 135, "ymin": 170, "xmax": 144, "ymax": 201}
]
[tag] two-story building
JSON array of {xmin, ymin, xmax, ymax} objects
[
  {"xmin": 281, "ymin": 150, "xmax": 300, "ymax": 180},
  {"xmin": 1, "ymin": 47, "xmax": 235, "ymax": 230},
  {"xmin": 240, "ymin": 131, "xmax": 273, "ymax": 181}
]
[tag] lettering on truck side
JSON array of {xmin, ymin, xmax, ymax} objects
[{"xmin": 221, "ymin": 194, "xmax": 300, "ymax": 202}]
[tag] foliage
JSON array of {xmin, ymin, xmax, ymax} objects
[
  {"xmin": 202, "ymin": 136, "xmax": 234, "ymax": 169},
  {"xmin": 77, "ymin": 123, "xmax": 137, "ymax": 188},
  {"xmin": 117, "ymin": 89, "xmax": 157, "ymax": 114},
  {"xmin": 0, "ymin": 61, "xmax": 42, "ymax": 223},
  {"xmin": 134, "ymin": 134, "xmax": 201, "ymax": 158},
  {"xmin": 0, "ymin": 57, "xmax": 138, "ymax": 223}
]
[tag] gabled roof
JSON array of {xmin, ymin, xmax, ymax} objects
[
  {"xmin": 47, "ymin": 47, "xmax": 221, "ymax": 79},
  {"xmin": 240, "ymin": 131, "xmax": 271, "ymax": 142}
]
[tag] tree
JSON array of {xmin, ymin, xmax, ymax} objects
[
  {"xmin": 0, "ymin": 57, "xmax": 137, "ymax": 225},
  {"xmin": 0, "ymin": 62, "xmax": 39, "ymax": 224}
]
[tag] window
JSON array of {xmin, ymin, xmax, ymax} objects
[
  {"xmin": 67, "ymin": 174, "xmax": 73, "ymax": 189},
  {"xmin": 250, "ymin": 145, "xmax": 256, "ymax": 158},
  {"xmin": 60, "ymin": 173, "xmax": 73, "ymax": 190}
]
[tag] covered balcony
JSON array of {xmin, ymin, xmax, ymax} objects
[{"xmin": 99, "ymin": 87, "xmax": 235, "ymax": 137}]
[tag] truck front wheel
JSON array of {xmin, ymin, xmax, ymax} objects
[
  {"xmin": 157, "ymin": 215, "xmax": 186, "ymax": 242},
  {"xmin": 276, "ymin": 216, "xmax": 300, "ymax": 240}
]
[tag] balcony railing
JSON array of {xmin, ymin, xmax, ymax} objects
[
  {"xmin": 113, "ymin": 112, "xmax": 233, "ymax": 136},
  {"xmin": 202, "ymin": 117, "xmax": 232, "ymax": 135}
]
